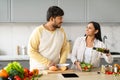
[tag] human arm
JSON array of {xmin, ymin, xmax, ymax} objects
[
  {"xmin": 99, "ymin": 43, "xmax": 113, "ymax": 63},
  {"xmin": 71, "ymin": 37, "xmax": 82, "ymax": 71},
  {"xmin": 71, "ymin": 38, "xmax": 80, "ymax": 64},
  {"xmin": 28, "ymin": 27, "xmax": 52, "ymax": 67},
  {"xmin": 59, "ymin": 29, "xmax": 70, "ymax": 64},
  {"xmin": 102, "ymin": 53, "xmax": 113, "ymax": 64}
]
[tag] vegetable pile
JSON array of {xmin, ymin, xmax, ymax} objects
[
  {"xmin": 80, "ymin": 62, "xmax": 92, "ymax": 72},
  {"xmin": 4, "ymin": 61, "xmax": 24, "ymax": 79},
  {"xmin": 0, "ymin": 61, "xmax": 42, "ymax": 80},
  {"xmin": 105, "ymin": 64, "xmax": 120, "ymax": 76}
]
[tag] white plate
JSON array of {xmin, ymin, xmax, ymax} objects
[{"xmin": 57, "ymin": 63, "xmax": 70, "ymax": 67}]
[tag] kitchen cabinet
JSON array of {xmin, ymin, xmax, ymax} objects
[
  {"xmin": 16, "ymin": 60, "xmax": 29, "ymax": 69},
  {"xmin": 0, "ymin": 0, "xmax": 10, "ymax": 22},
  {"xmin": 0, "ymin": 61, "xmax": 10, "ymax": 69},
  {"xmin": 0, "ymin": 60, "xmax": 29, "ymax": 69},
  {"xmin": 11, "ymin": 0, "xmax": 57, "ymax": 22},
  {"xmin": 100, "ymin": 57, "xmax": 120, "ymax": 66},
  {"xmin": 100, "ymin": 58, "xmax": 112, "ymax": 66},
  {"xmin": 1, "ymin": 0, "xmax": 120, "ymax": 22},
  {"xmin": 87, "ymin": 0, "xmax": 120, "ymax": 22},
  {"xmin": 112, "ymin": 58, "xmax": 120, "ymax": 65},
  {"xmin": 58, "ymin": 0, "xmax": 86, "ymax": 22}
]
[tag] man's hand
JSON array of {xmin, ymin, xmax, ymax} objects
[{"xmin": 48, "ymin": 61, "xmax": 56, "ymax": 68}]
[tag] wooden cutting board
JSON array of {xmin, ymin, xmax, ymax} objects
[{"xmin": 42, "ymin": 69, "xmax": 74, "ymax": 74}]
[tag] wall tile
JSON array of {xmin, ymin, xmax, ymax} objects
[{"xmin": 0, "ymin": 23, "xmax": 120, "ymax": 55}]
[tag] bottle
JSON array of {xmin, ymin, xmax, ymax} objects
[
  {"xmin": 16, "ymin": 45, "xmax": 20, "ymax": 55},
  {"xmin": 114, "ymin": 65, "xmax": 118, "ymax": 73},
  {"xmin": 93, "ymin": 47, "xmax": 109, "ymax": 53},
  {"xmin": 101, "ymin": 65, "xmax": 105, "ymax": 73},
  {"xmin": 22, "ymin": 45, "xmax": 26, "ymax": 55}
]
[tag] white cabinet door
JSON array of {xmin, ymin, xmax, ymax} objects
[
  {"xmin": 0, "ymin": 0, "xmax": 10, "ymax": 22},
  {"xmin": 87, "ymin": 0, "xmax": 120, "ymax": 22},
  {"xmin": 11, "ymin": 0, "xmax": 57, "ymax": 22},
  {"xmin": 0, "ymin": 61, "xmax": 10, "ymax": 69},
  {"xmin": 58, "ymin": 0, "xmax": 86, "ymax": 22}
]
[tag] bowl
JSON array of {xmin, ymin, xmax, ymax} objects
[
  {"xmin": 56, "ymin": 63, "xmax": 70, "ymax": 67},
  {"xmin": 56, "ymin": 63, "xmax": 70, "ymax": 71}
]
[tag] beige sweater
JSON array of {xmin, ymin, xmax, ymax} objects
[{"xmin": 28, "ymin": 25, "xmax": 69, "ymax": 70}]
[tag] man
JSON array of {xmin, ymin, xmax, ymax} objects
[{"xmin": 28, "ymin": 6, "xmax": 69, "ymax": 70}]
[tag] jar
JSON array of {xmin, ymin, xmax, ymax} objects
[
  {"xmin": 101, "ymin": 65, "xmax": 105, "ymax": 73},
  {"xmin": 109, "ymin": 65, "xmax": 113, "ymax": 72}
]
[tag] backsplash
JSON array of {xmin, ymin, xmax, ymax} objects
[{"xmin": 0, "ymin": 22, "xmax": 120, "ymax": 55}]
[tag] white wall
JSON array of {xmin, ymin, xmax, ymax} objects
[{"xmin": 0, "ymin": 22, "xmax": 120, "ymax": 55}]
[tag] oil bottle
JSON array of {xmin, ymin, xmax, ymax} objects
[{"xmin": 93, "ymin": 47, "xmax": 109, "ymax": 53}]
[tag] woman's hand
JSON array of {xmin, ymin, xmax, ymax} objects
[
  {"xmin": 106, "ymin": 53, "xmax": 111, "ymax": 56},
  {"xmin": 75, "ymin": 61, "xmax": 82, "ymax": 71}
]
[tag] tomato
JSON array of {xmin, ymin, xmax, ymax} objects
[
  {"xmin": 0, "ymin": 69, "xmax": 8, "ymax": 78},
  {"xmin": 84, "ymin": 66, "xmax": 88, "ymax": 71},
  {"xmin": 29, "ymin": 71, "xmax": 33, "ymax": 76},
  {"xmin": 105, "ymin": 71, "xmax": 113, "ymax": 75},
  {"xmin": 24, "ymin": 68, "xmax": 29, "ymax": 77},
  {"xmin": 32, "ymin": 69, "xmax": 39, "ymax": 75},
  {"xmin": 14, "ymin": 75, "xmax": 21, "ymax": 80}
]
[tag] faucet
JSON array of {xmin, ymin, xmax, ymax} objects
[{"xmin": 103, "ymin": 35, "xmax": 107, "ymax": 44}]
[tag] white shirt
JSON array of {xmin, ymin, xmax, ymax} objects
[
  {"xmin": 84, "ymin": 47, "xmax": 92, "ymax": 63},
  {"xmin": 71, "ymin": 36, "xmax": 113, "ymax": 67}
]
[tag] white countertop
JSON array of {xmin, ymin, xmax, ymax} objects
[
  {"xmin": 67, "ymin": 54, "xmax": 120, "ymax": 58},
  {"xmin": 0, "ymin": 54, "xmax": 120, "ymax": 61},
  {"xmin": 39, "ymin": 68, "xmax": 120, "ymax": 80}
]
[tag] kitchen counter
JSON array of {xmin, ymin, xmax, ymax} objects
[
  {"xmin": 68, "ymin": 54, "xmax": 120, "ymax": 58},
  {"xmin": 39, "ymin": 68, "xmax": 120, "ymax": 80},
  {"xmin": 0, "ymin": 54, "xmax": 120, "ymax": 61}
]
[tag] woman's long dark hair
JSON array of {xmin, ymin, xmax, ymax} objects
[{"xmin": 88, "ymin": 21, "xmax": 102, "ymax": 41}]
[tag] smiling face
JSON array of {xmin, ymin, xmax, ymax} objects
[{"xmin": 85, "ymin": 23, "xmax": 98, "ymax": 37}]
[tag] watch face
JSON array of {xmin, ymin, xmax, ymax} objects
[{"xmin": 62, "ymin": 73, "xmax": 79, "ymax": 78}]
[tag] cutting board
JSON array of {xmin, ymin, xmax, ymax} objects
[{"xmin": 42, "ymin": 69, "xmax": 74, "ymax": 74}]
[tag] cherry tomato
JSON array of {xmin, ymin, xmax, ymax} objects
[{"xmin": 14, "ymin": 75, "xmax": 21, "ymax": 80}]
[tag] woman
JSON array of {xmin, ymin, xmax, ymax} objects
[{"xmin": 71, "ymin": 21, "xmax": 113, "ymax": 71}]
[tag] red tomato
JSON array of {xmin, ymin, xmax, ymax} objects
[
  {"xmin": 24, "ymin": 68, "xmax": 30, "ymax": 77},
  {"xmin": 32, "ymin": 69, "xmax": 39, "ymax": 75},
  {"xmin": 14, "ymin": 75, "xmax": 21, "ymax": 80},
  {"xmin": 84, "ymin": 66, "xmax": 88, "ymax": 71},
  {"xmin": 105, "ymin": 71, "xmax": 113, "ymax": 75},
  {"xmin": 29, "ymin": 71, "xmax": 33, "ymax": 76}
]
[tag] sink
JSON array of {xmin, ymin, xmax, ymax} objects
[{"xmin": 110, "ymin": 52, "xmax": 120, "ymax": 55}]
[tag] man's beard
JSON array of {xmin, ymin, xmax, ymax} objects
[
  {"xmin": 53, "ymin": 22, "xmax": 62, "ymax": 29},
  {"xmin": 53, "ymin": 24, "xmax": 61, "ymax": 29}
]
